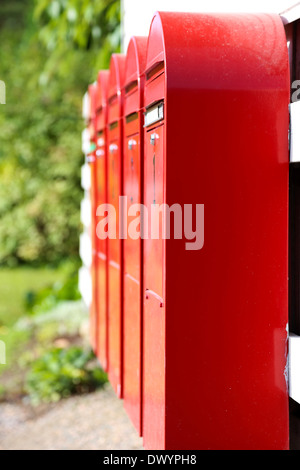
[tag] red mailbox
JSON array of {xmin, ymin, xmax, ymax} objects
[
  {"xmin": 87, "ymin": 82, "xmax": 98, "ymax": 353},
  {"xmin": 143, "ymin": 12, "xmax": 289, "ymax": 450},
  {"xmin": 107, "ymin": 54, "xmax": 126, "ymax": 397},
  {"xmin": 123, "ymin": 36, "xmax": 147, "ymax": 435},
  {"xmin": 94, "ymin": 70, "xmax": 109, "ymax": 371}
]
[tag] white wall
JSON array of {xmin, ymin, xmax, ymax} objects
[
  {"xmin": 79, "ymin": 120, "xmax": 92, "ymax": 308},
  {"xmin": 121, "ymin": 0, "xmax": 298, "ymax": 52}
]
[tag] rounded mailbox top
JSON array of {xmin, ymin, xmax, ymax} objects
[
  {"xmin": 146, "ymin": 11, "xmax": 289, "ymax": 91},
  {"xmin": 145, "ymin": 13, "xmax": 165, "ymax": 76},
  {"xmin": 96, "ymin": 70, "xmax": 109, "ymax": 112},
  {"xmin": 124, "ymin": 36, "xmax": 147, "ymax": 89},
  {"xmin": 108, "ymin": 53, "xmax": 126, "ymax": 100}
]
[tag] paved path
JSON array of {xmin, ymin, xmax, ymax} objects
[{"xmin": 0, "ymin": 384, "xmax": 144, "ymax": 450}]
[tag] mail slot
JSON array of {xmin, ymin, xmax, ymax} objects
[
  {"xmin": 107, "ymin": 54, "xmax": 126, "ymax": 398},
  {"xmin": 87, "ymin": 82, "xmax": 98, "ymax": 353},
  {"xmin": 123, "ymin": 36, "xmax": 147, "ymax": 435},
  {"xmin": 94, "ymin": 70, "xmax": 109, "ymax": 371},
  {"xmin": 143, "ymin": 12, "xmax": 289, "ymax": 450}
]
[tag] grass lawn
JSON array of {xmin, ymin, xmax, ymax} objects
[
  {"xmin": 0, "ymin": 266, "xmax": 66, "ymax": 396},
  {"xmin": 0, "ymin": 267, "xmax": 65, "ymax": 327}
]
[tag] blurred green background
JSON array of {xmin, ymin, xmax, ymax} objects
[{"xmin": 0, "ymin": 0, "xmax": 120, "ymax": 403}]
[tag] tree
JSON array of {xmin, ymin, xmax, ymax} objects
[
  {"xmin": 0, "ymin": 0, "xmax": 120, "ymax": 266},
  {"xmin": 34, "ymin": 0, "xmax": 121, "ymax": 74}
]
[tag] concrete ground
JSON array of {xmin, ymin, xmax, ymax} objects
[{"xmin": 0, "ymin": 384, "xmax": 144, "ymax": 450}]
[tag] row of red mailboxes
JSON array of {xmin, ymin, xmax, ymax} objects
[{"xmin": 83, "ymin": 12, "xmax": 291, "ymax": 449}]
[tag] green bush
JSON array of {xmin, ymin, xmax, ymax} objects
[
  {"xmin": 24, "ymin": 273, "xmax": 81, "ymax": 315},
  {"xmin": 0, "ymin": 0, "xmax": 120, "ymax": 266},
  {"xmin": 26, "ymin": 346, "xmax": 108, "ymax": 404}
]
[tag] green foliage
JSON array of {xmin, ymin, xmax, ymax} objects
[
  {"xmin": 0, "ymin": 266, "xmax": 84, "ymax": 400},
  {"xmin": 0, "ymin": 0, "xmax": 120, "ymax": 266},
  {"xmin": 34, "ymin": 0, "xmax": 120, "ymax": 62},
  {"xmin": 25, "ymin": 346, "xmax": 108, "ymax": 404},
  {"xmin": 0, "ymin": 265, "xmax": 92, "ymax": 402},
  {"xmin": 0, "ymin": 25, "xmax": 85, "ymax": 265},
  {"xmin": 24, "ymin": 272, "xmax": 81, "ymax": 315},
  {"xmin": 16, "ymin": 299, "xmax": 88, "ymax": 346},
  {"xmin": 0, "ymin": 266, "xmax": 65, "ymax": 327},
  {"xmin": 32, "ymin": 0, "xmax": 120, "ymax": 93},
  {"xmin": 0, "ymin": 326, "xmax": 30, "ymax": 376}
]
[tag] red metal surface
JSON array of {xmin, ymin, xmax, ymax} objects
[
  {"xmin": 107, "ymin": 54, "xmax": 126, "ymax": 397},
  {"xmin": 87, "ymin": 82, "xmax": 98, "ymax": 353},
  {"xmin": 95, "ymin": 70, "xmax": 109, "ymax": 371},
  {"xmin": 143, "ymin": 12, "xmax": 290, "ymax": 450},
  {"xmin": 123, "ymin": 36, "xmax": 147, "ymax": 435}
]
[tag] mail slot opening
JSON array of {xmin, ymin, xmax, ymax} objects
[
  {"xmin": 109, "ymin": 121, "xmax": 119, "ymax": 130},
  {"xmin": 146, "ymin": 61, "xmax": 164, "ymax": 81},
  {"xmin": 126, "ymin": 112, "xmax": 139, "ymax": 123},
  {"xmin": 108, "ymin": 93, "xmax": 118, "ymax": 105},
  {"xmin": 125, "ymin": 80, "xmax": 138, "ymax": 95}
]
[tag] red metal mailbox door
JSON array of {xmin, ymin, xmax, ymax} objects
[
  {"xmin": 108, "ymin": 129, "xmax": 123, "ymax": 396},
  {"xmin": 107, "ymin": 54, "xmax": 125, "ymax": 398},
  {"xmin": 94, "ymin": 70, "xmax": 109, "ymax": 371},
  {"xmin": 142, "ymin": 12, "xmax": 290, "ymax": 450},
  {"xmin": 144, "ymin": 122, "xmax": 164, "ymax": 299},
  {"xmin": 143, "ymin": 120, "xmax": 165, "ymax": 449},
  {"xmin": 124, "ymin": 133, "xmax": 142, "ymax": 426},
  {"xmin": 107, "ymin": 129, "xmax": 122, "ymax": 396},
  {"xmin": 124, "ymin": 132, "xmax": 142, "ymax": 430},
  {"xmin": 95, "ymin": 134, "xmax": 108, "ymax": 370},
  {"xmin": 123, "ymin": 36, "xmax": 147, "ymax": 436}
]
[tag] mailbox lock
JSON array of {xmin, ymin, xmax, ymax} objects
[
  {"xmin": 128, "ymin": 139, "xmax": 137, "ymax": 150},
  {"xmin": 96, "ymin": 149, "xmax": 104, "ymax": 158},
  {"xmin": 150, "ymin": 133, "xmax": 159, "ymax": 146},
  {"xmin": 109, "ymin": 143, "xmax": 118, "ymax": 154}
]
